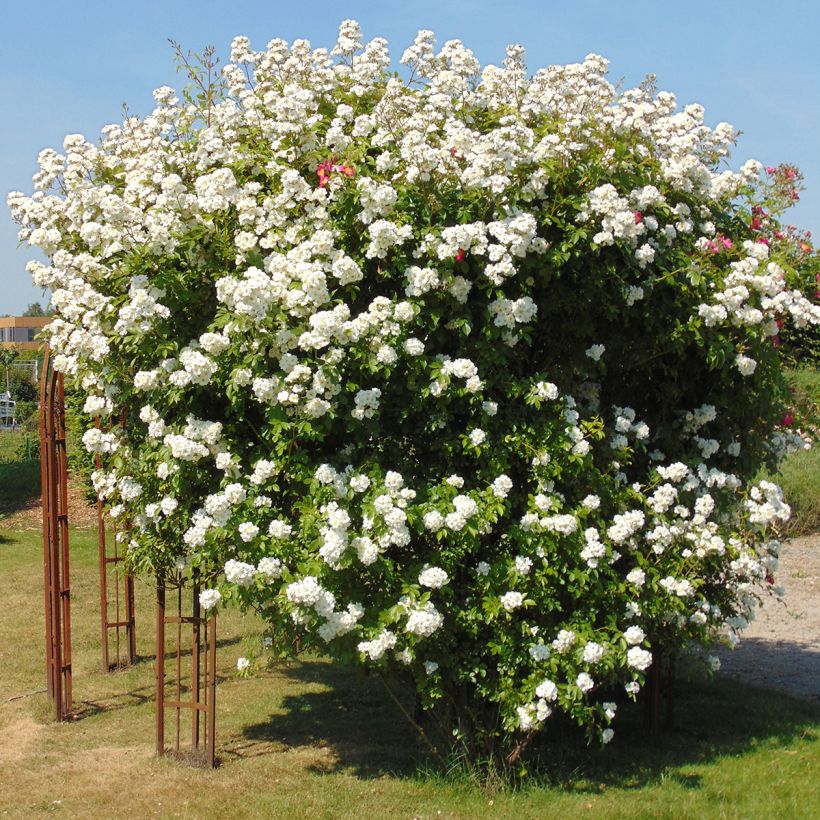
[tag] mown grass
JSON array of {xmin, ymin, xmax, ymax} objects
[
  {"xmin": 0, "ymin": 428, "xmax": 32, "ymax": 461},
  {"xmin": 1, "ymin": 526, "xmax": 819, "ymax": 818},
  {"xmin": 0, "ymin": 460, "xmax": 41, "ymax": 518},
  {"xmin": 776, "ymin": 446, "xmax": 820, "ymax": 535}
]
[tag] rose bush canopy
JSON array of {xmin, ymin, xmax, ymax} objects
[{"xmin": 9, "ymin": 20, "xmax": 819, "ymax": 759}]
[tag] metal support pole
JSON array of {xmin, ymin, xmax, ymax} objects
[
  {"xmin": 126, "ymin": 572, "xmax": 137, "ymax": 663},
  {"xmin": 192, "ymin": 581, "xmax": 201, "ymax": 751},
  {"xmin": 97, "ymin": 457, "xmax": 109, "ymax": 673},
  {"xmin": 206, "ymin": 612, "xmax": 217, "ymax": 768},
  {"xmin": 40, "ymin": 346, "xmax": 71, "ymax": 720},
  {"xmin": 155, "ymin": 578, "xmax": 217, "ymax": 766},
  {"xmin": 96, "ymin": 416, "xmax": 137, "ymax": 672},
  {"xmin": 156, "ymin": 578, "xmax": 165, "ymax": 757},
  {"xmin": 55, "ymin": 374, "xmax": 72, "ymax": 713},
  {"xmin": 40, "ymin": 381, "xmax": 53, "ymax": 701}
]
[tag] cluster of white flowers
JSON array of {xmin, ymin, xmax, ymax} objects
[
  {"xmin": 746, "ymin": 481, "xmax": 791, "ymax": 526},
  {"xmin": 418, "ymin": 566, "xmax": 449, "ymax": 588},
  {"xmin": 358, "ymin": 629, "xmax": 397, "ymax": 661},
  {"xmin": 626, "ymin": 646, "xmax": 653, "ymax": 672},
  {"xmin": 491, "ymin": 474, "xmax": 513, "ymax": 498},
  {"xmin": 404, "ymin": 601, "xmax": 444, "ymax": 637},
  {"xmin": 199, "ymin": 589, "xmax": 222, "ymax": 611},
  {"xmin": 224, "ymin": 559, "xmax": 255, "ymax": 586},
  {"xmin": 552, "ymin": 629, "xmax": 576, "ymax": 654},
  {"xmin": 500, "ymin": 591, "xmax": 524, "ymax": 612},
  {"xmin": 607, "ymin": 510, "xmax": 646, "ymax": 544},
  {"xmin": 697, "ymin": 243, "xmax": 820, "ymax": 331},
  {"xmin": 352, "ymin": 387, "xmax": 382, "ymax": 420}
]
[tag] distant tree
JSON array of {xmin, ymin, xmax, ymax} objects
[
  {"xmin": 8, "ymin": 368, "xmax": 37, "ymax": 402},
  {"xmin": 0, "ymin": 349, "xmax": 19, "ymax": 394},
  {"xmin": 22, "ymin": 302, "xmax": 46, "ymax": 317}
]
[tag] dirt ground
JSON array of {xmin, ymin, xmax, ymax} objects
[
  {"xmin": 717, "ymin": 534, "xmax": 820, "ymax": 702},
  {"xmin": 3, "ymin": 480, "xmax": 98, "ymax": 531}
]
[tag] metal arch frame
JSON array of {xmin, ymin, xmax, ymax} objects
[
  {"xmin": 40, "ymin": 346, "xmax": 72, "ymax": 720},
  {"xmin": 95, "ymin": 417, "xmax": 137, "ymax": 673},
  {"xmin": 39, "ymin": 346, "xmax": 218, "ymax": 764},
  {"xmin": 156, "ymin": 578, "xmax": 218, "ymax": 767}
]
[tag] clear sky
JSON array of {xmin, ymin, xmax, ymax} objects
[{"xmin": 2, "ymin": 0, "xmax": 819, "ymax": 314}]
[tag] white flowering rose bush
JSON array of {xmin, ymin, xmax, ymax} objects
[{"xmin": 10, "ymin": 21, "xmax": 820, "ymax": 760}]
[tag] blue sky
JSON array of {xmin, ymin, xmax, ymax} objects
[{"xmin": 3, "ymin": 0, "xmax": 819, "ymax": 313}]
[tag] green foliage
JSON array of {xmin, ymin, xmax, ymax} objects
[
  {"xmin": 7, "ymin": 367, "xmax": 37, "ymax": 401},
  {"xmin": 22, "ymin": 301, "xmax": 48, "ymax": 316},
  {"xmin": 766, "ymin": 367, "xmax": 820, "ymax": 535},
  {"xmin": 779, "ymin": 252, "xmax": 820, "ymax": 366}
]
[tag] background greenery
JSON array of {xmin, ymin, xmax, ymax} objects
[{"xmin": 765, "ymin": 367, "xmax": 820, "ymax": 535}]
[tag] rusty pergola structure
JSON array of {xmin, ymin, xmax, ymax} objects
[
  {"xmin": 40, "ymin": 347, "xmax": 71, "ymax": 719},
  {"xmin": 39, "ymin": 347, "xmax": 675, "ymax": 764},
  {"xmin": 39, "ymin": 346, "xmax": 218, "ymax": 765},
  {"xmin": 96, "ymin": 429, "xmax": 137, "ymax": 673},
  {"xmin": 156, "ymin": 578, "xmax": 218, "ymax": 766}
]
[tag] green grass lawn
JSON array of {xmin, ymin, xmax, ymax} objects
[
  {"xmin": 1, "ymin": 526, "xmax": 818, "ymax": 818},
  {"xmin": 770, "ymin": 367, "xmax": 820, "ymax": 536},
  {"xmin": 776, "ymin": 445, "xmax": 820, "ymax": 535},
  {"xmin": 0, "ymin": 428, "xmax": 36, "ymax": 462},
  {"xmin": 0, "ymin": 460, "xmax": 41, "ymax": 518}
]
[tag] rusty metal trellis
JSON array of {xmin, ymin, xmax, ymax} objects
[
  {"xmin": 40, "ymin": 346, "xmax": 72, "ymax": 720},
  {"xmin": 95, "ymin": 419, "xmax": 136, "ymax": 672},
  {"xmin": 156, "ymin": 578, "xmax": 217, "ymax": 767},
  {"xmin": 39, "ymin": 347, "xmax": 216, "ymax": 764}
]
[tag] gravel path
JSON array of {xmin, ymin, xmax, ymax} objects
[{"xmin": 717, "ymin": 534, "xmax": 820, "ymax": 702}]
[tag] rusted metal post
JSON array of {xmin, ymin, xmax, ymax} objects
[
  {"xmin": 205, "ymin": 611, "xmax": 217, "ymax": 768},
  {"xmin": 97, "ymin": 447, "xmax": 109, "ymax": 673},
  {"xmin": 96, "ymin": 416, "xmax": 137, "ymax": 672},
  {"xmin": 175, "ymin": 584, "xmax": 182, "ymax": 751},
  {"xmin": 39, "ymin": 359, "xmax": 53, "ymax": 701},
  {"xmin": 46, "ymin": 429, "xmax": 62, "ymax": 721},
  {"xmin": 40, "ymin": 347, "xmax": 72, "ymax": 720},
  {"xmin": 192, "ymin": 580, "xmax": 201, "ymax": 751},
  {"xmin": 55, "ymin": 373, "xmax": 72, "ymax": 713},
  {"xmin": 156, "ymin": 578, "xmax": 166, "ymax": 757},
  {"xmin": 126, "ymin": 571, "xmax": 137, "ymax": 663},
  {"xmin": 155, "ymin": 577, "xmax": 217, "ymax": 766}
]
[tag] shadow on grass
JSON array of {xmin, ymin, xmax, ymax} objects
[
  {"xmin": 73, "ymin": 684, "xmax": 156, "ymax": 719},
  {"xmin": 0, "ymin": 460, "xmax": 41, "ymax": 516},
  {"xmin": 239, "ymin": 658, "xmax": 820, "ymax": 788},
  {"xmin": 157, "ymin": 634, "xmax": 242, "ymax": 663},
  {"xmin": 522, "ymin": 668, "xmax": 820, "ymax": 792},
  {"xmin": 239, "ymin": 660, "xmax": 419, "ymax": 776},
  {"xmin": 67, "ymin": 637, "xmax": 242, "ymax": 720}
]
